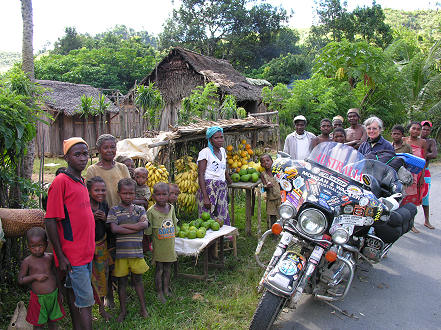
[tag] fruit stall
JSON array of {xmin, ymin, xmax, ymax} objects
[{"xmin": 116, "ymin": 116, "xmax": 278, "ymax": 230}]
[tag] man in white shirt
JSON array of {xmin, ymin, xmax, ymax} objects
[{"xmin": 283, "ymin": 115, "xmax": 316, "ymax": 160}]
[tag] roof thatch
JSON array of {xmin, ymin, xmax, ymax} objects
[
  {"xmin": 145, "ymin": 116, "xmax": 275, "ymax": 142},
  {"xmin": 140, "ymin": 47, "xmax": 264, "ymax": 102},
  {"xmin": 37, "ymin": 80, "xmax": 119, "ymax": 116}
]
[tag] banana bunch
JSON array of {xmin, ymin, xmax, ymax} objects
[
  {"xmin": 177, "ymin": 193, "xmax": 197, "ymax": 213},
  {"xmin": 145, "ymin": 162, "xmax": 169, "ymax": 190},
  {"xmin": 174, "ymin": 156, "xmax": 199, "ymax": 214}
]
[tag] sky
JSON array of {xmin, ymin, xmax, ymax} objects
[{"xmin": 1, "ymin": 0, "xmax": 439, "ymax": 53}]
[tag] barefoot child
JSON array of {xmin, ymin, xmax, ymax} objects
[
  {"xmin": 260, "ymin": 154, "xmax": 281, "ymax": 228},
  {"xmin": 86, "ymin": 176, "xmax": 111, "ymax": 321},
  {"xmin": 133, "ymin": 167, "xmax": 151, "ymax": 210},
  {"xmin": 19, "ymin": 227, "xmax": 65, "ymax": 329},
  {"xmin": 107, "ymin": 178, "xmax": 149, "ymax": 322},
  {"xmin": 146, "ymin": 183, "xmax": 178, "ymax": 303}
]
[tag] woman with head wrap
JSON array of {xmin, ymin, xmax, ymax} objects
[{"xmin": 197, "ymin": 126, "xmax": 232, "ymax": 225}]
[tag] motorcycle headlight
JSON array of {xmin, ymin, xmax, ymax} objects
[
  {"xmin": 298, "ymin": 209, "xmax": 327, "ymax": 236},
  {"xmin": 332, "ymin": 227, "xmax": 349, "ymax": 244},
  {"xmin": 279, "ymin": 202, "xmax": 296, "ymax": 220}
]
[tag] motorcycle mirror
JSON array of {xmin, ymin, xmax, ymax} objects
[{"xmin": 277, "ymin": 151, "xmax": 291, "ymax": 159}]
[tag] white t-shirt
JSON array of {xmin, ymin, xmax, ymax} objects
[
  {"xmin": 296, "ymin": 136, "xmax": 310, "ymax": 160},
  {"xmin": 197, "ymin": 147, "xmax": 227, "ymax": 181}
]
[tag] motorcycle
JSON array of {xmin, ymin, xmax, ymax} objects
[{"xmin": 250, "ymin": 142, "xmax": 413, "ymax": 330}]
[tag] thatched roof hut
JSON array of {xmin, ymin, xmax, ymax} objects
[
  {"xmin": 36, "ymin": 80, "xmax": 120, "ymax": 157},
  {"xmin": 123, "ymin": 47, "xmax": 269, "ymax": 131}
]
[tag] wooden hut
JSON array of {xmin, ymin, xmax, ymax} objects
[
  {"xmin": 36, "ymin": 80, "xmax": 120, "ymax": 157},
  {"xmin": 123, "ymin": 47, "xmax": 269, "ymax": 131}
]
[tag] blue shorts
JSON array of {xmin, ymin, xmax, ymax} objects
[{"xmin": 65, "ymin": 261, "xmax": 94, "ymax": 308}]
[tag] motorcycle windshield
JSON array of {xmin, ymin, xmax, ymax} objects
[{"xmin": 307, "ymin": 142, "xmax": 365, "ymax": 181}]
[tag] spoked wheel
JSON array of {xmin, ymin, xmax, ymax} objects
[{"xmin": 250, "ymin": 290, "xmax": 286, "ymax": 330}]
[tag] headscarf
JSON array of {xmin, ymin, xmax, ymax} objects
[{"xmin": 206, "ymin": 126, "xmax": 223, "ymax": 156}]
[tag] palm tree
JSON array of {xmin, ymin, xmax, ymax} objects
[{"xmin": 21, "ymin": 0, "xmax": 35, "ymax": 180}]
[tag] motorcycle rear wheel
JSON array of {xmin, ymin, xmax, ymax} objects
[{"xmin": 250, "ymin": 290, "xmax": 286, "ymax": 330}]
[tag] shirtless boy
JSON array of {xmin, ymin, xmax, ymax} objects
[
  {"xmin": 311, "ymin": 118, "xmax": 332, "ymax": 149},
  {"xmin": 19, "ymin": 227, "xmax": 65, "ymax": 329}
]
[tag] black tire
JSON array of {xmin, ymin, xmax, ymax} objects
[{"xmin": 250, "ymin": 290, "xmax": 286, "ymax": 330}]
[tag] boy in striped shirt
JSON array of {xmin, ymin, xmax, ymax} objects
[{"xmin": 107, "ymin": 178, "xmax": 149, "ymax": 322}]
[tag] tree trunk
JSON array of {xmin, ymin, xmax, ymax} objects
[
  {"xmin": 21, "ymin": 0, "xmax": 34, "ymax": 80},
  {"xmin": 21, "ymin": 0, "xmax": 35, "ymax": 180}
]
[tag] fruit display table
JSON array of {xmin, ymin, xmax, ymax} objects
[
  {"xmin": 228, "ymin": 180, "xmax": 262, "ymax": 236},
  {"xmin": 174, "ymin": 225, "xmax": 238, "ymax": 280}
]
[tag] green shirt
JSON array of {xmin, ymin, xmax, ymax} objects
[{"xmin": 146, "ymin": 204, "xmax": 178, "ymax": 262}]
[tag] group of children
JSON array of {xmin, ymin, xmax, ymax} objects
[{"xmin": 19, "ymin": 162, "xmax": 182, "ymax": 327}]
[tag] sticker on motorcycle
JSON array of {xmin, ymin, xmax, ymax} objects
[
  {"xmin": 309, "ymin": 246, "xmax": 324, "ymax": 265},
  {"xmin": 308, "ymin": 195, "xmax": 318, "ymax": 202},
  {"xmin": 359, "ymin": 196, "xmax": 369, "ymax": 207},
  {"xmin": 370, "ymin": 199, "xmax": 380, "ymax": 207},
  {"xmin": 292, "ymin": 188, "xmax": 302, "ymax": 198},
  {"xmin": 334, "ymin": 215, "xmax": 370, "ymax": 226},
  {"xmin": 353, "ymin": 205, "xmax": 365, "ymax": 216},
  {"xmin": 279, "ymin": 259, "xmax": 299, "ymax": 276},
  {"xmin": 320, "ymin": 193, "xmax": 330, "ymax": 200},
  {"xmin": 346, "ymin": 185, "xmax": 362, "ymax": 199},
  {"xmin": 286, "ymin": 192, "xmax": 300, "ymax": 207},
  {"xmin": 343, "ymin": 204, "xmax": 354, "ymax": 214},
  {"xmin": 280, "ymin": 179, "xmax": 292, "ymax": 191},
  {"xmin": 365, "ymin": 207, "xmax": 374, "ymax": 217},
  {"xmin": 285, "ymin": 167, "xmax": 298, "ymax": 179},
  {"xmin": 280, "ymin": 190, "xmax": 287, "ymax": 202},
  {"xmin": 342, "ymin": 195, "xmax": 349, "ymax": 202},
  {"xmin": 293, "ymin": 177, "xmax": 305, "ymax": 189},
  {"xmin": 319, "ymin": 199, "xmax": 330, "ymax": 209},
  {"xmin": 362, "ymin": 174, "xmax": 371, "ymax": 186},
  {"xmin": 304, "ymin": 162, "xmax": 312, "ymax": 170},
  {"xmin": 312, "ymin": 167, "xmax": 320, "ymax": 174}
]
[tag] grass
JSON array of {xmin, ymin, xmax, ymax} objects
[
  {"xmin": 0, "ymin": 192, "xmax": 275, "ymax": 329},
  {"xmin": 32, "ymin": 157, "xmax": 98, "ymax": 177}
]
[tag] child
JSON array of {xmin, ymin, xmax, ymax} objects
[
  {"xmin": 146, "ymin": 182, "xmax": 178, "ymax": 304},
  {"xmin": 133, "ymin": 167, "xmax": 151, "ymax": 210},
  {"xmin": 391, "ymin": 124, "xmax": 412, "ymax": 154},
  {"xmin": 19, "ymin": 227, "xmax": 65, "ymax": 329},
  {"xmin": 168, "ymin": 183, "xmax": 180, "ymax": 205},
  {"xmin": 86, "ymin": 176, "xmax": 111, "ymax": 321},
  {"xmin": 260, "ymin": 154, "xmax": 281, "ymax": 228},
  {"xmin": 116, "ymin": 156, "xmax": 135, "ymax": 179},
  {"xmin": 333, "ymin": 127, "xmax": 346, "ymax": 144},
  {"xmin": 107, "ymin": 178, "xmax": 149, "ymax": 322}
]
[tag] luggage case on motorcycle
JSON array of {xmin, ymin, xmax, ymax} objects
[{"xmin": 396, "ymin": 153, "xmax": 426, "ymax": 174}]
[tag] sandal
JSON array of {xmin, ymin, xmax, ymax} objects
[{"xmin": 424, "ymin": 223, "xmax": 435, "ymax": 230}]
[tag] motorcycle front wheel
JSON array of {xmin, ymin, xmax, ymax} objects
[{"xmin": 250, "ymin": 290, "xmax": 286, "ymax": 330}]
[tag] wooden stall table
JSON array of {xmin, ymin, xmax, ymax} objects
[
  {"xmin": 228, "ymin": 180, "xmax": 262, "ymax": 236},
  {"xmin": 174, "ymin": 225, "xmax": 238, "ymax": 280}
]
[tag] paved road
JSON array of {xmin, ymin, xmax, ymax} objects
[{"xmin": 274, "ymin": 164, "xmax": 441, "ymax": 330}]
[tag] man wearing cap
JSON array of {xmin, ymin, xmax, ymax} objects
[
  {"xmin": 421, "ymin": 121, "xmax": 437, "ymax": 229},
  {"xmin": 345, "ymin": 108, "xmax": 367, "ymax": 149},
  {"xmin": 283, "ymin": 115, "xmax": 316, "ymax": 160},
  {"xmin": 45, "ymin": 138, "xmax": 95, "ymax": 330}
]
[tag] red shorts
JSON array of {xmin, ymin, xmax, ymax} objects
[{"xmin": 26, "ymin": 288, "xmax": 65, "ymax": 326}]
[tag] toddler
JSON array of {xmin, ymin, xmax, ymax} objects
[
  {"xmin": 18, "ymin": 227, "xmax": 65, "ymax": 329},
  {"xmin": 134, "ymin": 167, "xmax": 151, "ymax": 210}
]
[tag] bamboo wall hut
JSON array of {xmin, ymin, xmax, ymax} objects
[
  {"xmin": 36, "ymin": 80, "xmax": 120, "ymax": 157},
  {"xmin": 123, "ymin": 47, "xmax": 270, "ymax": 131}
]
